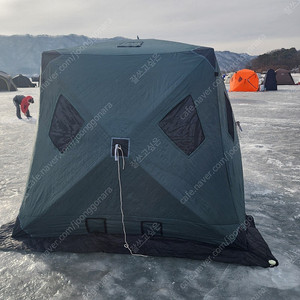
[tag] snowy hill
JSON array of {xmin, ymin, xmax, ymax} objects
[
  {"xmin": 0, "ymin": 35, "xmax": 254, "ymax": 76},
  {"xmin": 0, "ymin": 35, "xmax": 115, "ymax": 76},
  {"xmin": 216, "ymin": 51, "xmax": 255, "ymax": 73}
]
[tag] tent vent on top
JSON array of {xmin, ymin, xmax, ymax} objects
[{"xmin": 117, "ymin": 41, "xmax": 144, "ymax": 47}]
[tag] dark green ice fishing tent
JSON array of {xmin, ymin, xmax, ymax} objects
[{"xmin": 4, "ymin": 39, "xmax": 277, "ymax": 267}]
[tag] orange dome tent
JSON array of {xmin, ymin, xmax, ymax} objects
[{"xmin": 229, "ymin": 69, "xmax": 259, "ymax": 92}]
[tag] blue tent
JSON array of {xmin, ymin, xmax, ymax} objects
[{"xmin": 264, "ymin": 69, "xmax": 277, "ymax": 91}]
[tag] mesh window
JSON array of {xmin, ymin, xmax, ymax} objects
[
  {"xmin": 193, "ymin": 48, "xmax": 216, "ymax": 69},
  {"xmin": 159, "ymin": 95, "xmax": 205, "ymax": 155},
  {"xmin": 86, "ymin": 218, "xmax": 107, "ymax": 234},
  {"xmin": 141, "ymin": 222, "xmax": 163, "ymax": 236},
  {"xmin": 224, "ymin": 93, "xmax": 234, "ymax": 141},
  {"xmin": 49, "ymin": 95, "xmax": 84, "ymax": 153}
]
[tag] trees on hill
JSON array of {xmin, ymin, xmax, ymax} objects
[{"xmin": 250, "ymin": 48, "xmax": 300, "ymax": 72}]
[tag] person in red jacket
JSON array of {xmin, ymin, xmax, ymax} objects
[{"xmin": 13, "ymin": 95, "xmax": 34, "ymax": 119}]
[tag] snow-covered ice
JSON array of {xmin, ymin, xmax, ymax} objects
[{"xmin": 0, "ymin": 86, "xmax": 300, "ymax": 299}]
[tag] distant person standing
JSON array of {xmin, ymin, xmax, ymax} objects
[{"xmin": 13, "ymin": 95, "xmax": 34, "ymax": 119}]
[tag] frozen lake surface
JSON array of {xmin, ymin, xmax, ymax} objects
[{"xmin": 0, "ymin": 86, "xmax": 299, "ymax": 299}]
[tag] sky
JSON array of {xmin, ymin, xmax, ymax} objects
[{"xmin": 0, "ymin": 0, "xmax": 299, "ymax": 55}]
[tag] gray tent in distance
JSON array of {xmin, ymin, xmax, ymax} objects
[
  {"xmin": 1, "ymin": 39, "xmax": 278, "ymax": 268},
  {"xmin": 13, "ymin": 74, "xmax": 36, "ymax": 88},
  {"xmin": 0, "ymin": 71, "xmax": 17, "ymax": 91},
  {"xmin": 276, "ymin": 68, "xmax": 295, "ymax": 85}
]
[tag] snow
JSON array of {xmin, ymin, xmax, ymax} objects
[
  {"xmin": 291, "ymin": 73, "xmax": 300, "ymax": 84},
  {"xmin": 1, "ymin": 86, "xmax": 300, "ymax": 299}
]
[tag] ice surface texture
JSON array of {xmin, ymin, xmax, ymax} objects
[{"xmin": 0, "ymin": 86, "xmax": 299, "ymax": 299}]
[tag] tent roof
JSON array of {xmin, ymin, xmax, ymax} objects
[
  {"xmin": 0, "ymin": 71, "xmax": 11, "ymax": 78},
  {"xmin": 51, "ymin": 39, "xmax": 212, "ymax": 56},
  {"xmin": 275, "ymin": 68, "xmax": 291, "ymax": 73},
  {"xmin": 13, "ymin": 74, "xmax": 30, "ymax": 79},
  {"xmin": 235, "ymin": 69, "xmax": 257, "ymax": 76}
]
